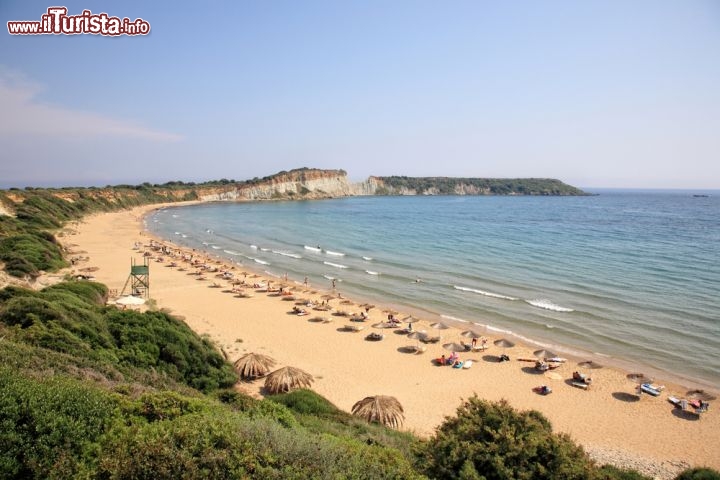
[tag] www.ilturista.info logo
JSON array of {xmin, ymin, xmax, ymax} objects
[{"xmin": 7, "ymin": 7, "xmax": 150, "ymax": 36}]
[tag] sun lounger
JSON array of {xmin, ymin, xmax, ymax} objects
[
  {"xmin": 572, "ymin": 381, "xmax": 589, "ymax": 390},
  {"xmin": 640, "ymin": 383, "xmax": 661, "ymax": 396}
]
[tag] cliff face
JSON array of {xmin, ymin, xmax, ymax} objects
[{"xmin": 198, "ymin": 169, "xmax": 358, "ymax": 201}]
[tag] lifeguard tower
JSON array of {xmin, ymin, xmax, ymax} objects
[{"xmin": 121, "ymin": 258, "xmax": 150, "ymax": 297}]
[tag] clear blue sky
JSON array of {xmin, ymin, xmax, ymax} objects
[{"xmin": 1, "ymin": 1, "xmax": 719, "ymax": 188}]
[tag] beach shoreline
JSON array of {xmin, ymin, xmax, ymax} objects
[{"xmin": 60, "ymin": 203, "xmax": 720, "ymax": 478}]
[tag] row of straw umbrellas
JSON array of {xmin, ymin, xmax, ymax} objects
[{"xmin": 234, "ymin": 352, "xmax": 405, "ymax": 428}]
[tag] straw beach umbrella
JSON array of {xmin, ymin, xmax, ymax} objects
[
  {"xmin": 533, "ymin": 349, "xmax": 558, "ymax": 360},
  {"xmin": 264, "ymin": 366, "xmax": 314, "ymax": 394},
  {"xmin": 233, "ymin": 352, "xmax": 276, "ymax": 380},
  {"xmin": 626, "ymin": 373, "xmax": 652, "ymax": 384},
  {"xmin": 461, "ymin": 329, "xmax": 484, "ymax": 339},
  {"xmin": 494, "ymin": 338, "xmax": 515, "ymax": 359},
  {"xmin": 430, "ymin": 322, "xmax": 449, "ymax": 330},
  {"xmin": 443, "ymin": 342, "xmax": 467, "ymax": 353},
  {"xmin": 408, "ymin": 331, "xmax": 427, "ymax": 346},
  {"xmin": 494, "ymin": 338, "xmax": 515, "ymax": 350},
  {"xmin": 351, "ymin": 395, "xmax": 405, "ymax": 428},
  {"xmin": 687, "ymin": 390, "xmax": 716, "ymax": 401}
]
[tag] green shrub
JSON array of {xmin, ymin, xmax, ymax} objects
[
  {"xmin": 268, "ymin": 388, "xmax": 341, "ymax": 416},
  {"xmin": 596, "ymin": 464, "xmax": 652, "ymax": 479},
  {"xmin": 106, "ymin": 309, "xmax": 238, "ymax": 392},
  {"xmin": 0, "ymin": 232, "xmax": 66, "ymax": 277},
  {"xmin": 0, "ymin": 369, "xmax": 118, "ymax": 479},
  {"xmin": 675, "ymin": 468, "xmax": 720, "ymax": 480},
  {"xmin": 135, "ymin": 391, "xmax": 201, "ymax": 422},
  {"xmin": 0, "ymin": 282, "xmax": 237, "ymax": 393},
  {"xmin": 418, "ymin": 396, "xmax": 595, "ymax": 480}
]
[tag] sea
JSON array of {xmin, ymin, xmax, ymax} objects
[{"xmin": 147, "ymin": 190, "xmax": 720, "ymax": 389}]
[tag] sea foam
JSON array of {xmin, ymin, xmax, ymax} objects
[
  {"xmin": 324, "ymin": 261, "xmax": 348, "ymax": 269},
  {"xmin": 526, "ymin": 299, "xmax": 574, "ymax": 312},
  {"xmin": 454, "ymin": 285, "xmax": 517, "ymax": 301}
]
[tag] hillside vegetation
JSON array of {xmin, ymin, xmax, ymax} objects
[{"xmin": 375, "ymin": 176, "xmax": 587, "ymax": 196}]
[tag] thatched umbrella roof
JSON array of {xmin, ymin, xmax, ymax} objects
[
  {"xmin": 460, "ymin": 329, "xmax": 484, "ymax": 339},
  {"xmin": 626, "ymin": 373, "xmax": 652, "ymax": 384},
  {"xmin": 234, "ymin": 352, "xmax": 276, "ymax": 380},
  {"xmin": 443, "ymin": 342, "xmax": 467, "ymax": 353},
  {"xmin": 264, "ymin": 366, "xmax": 314, "ymax": 394},
  {"xmin": 687, "ymin": 389, "xmax": 716, "ymax": 401},
  {"xmin": 351, "ymin": 395, "xmax": 405, "ymax": 429},
  {"xmin": 533, "ymin": 349, "xmax": 558, "ymax": 360}
]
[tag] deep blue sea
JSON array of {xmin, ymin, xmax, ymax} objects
[{"xmin": 147, "ymin": 190, "xmax": 720, "ymax": 388}]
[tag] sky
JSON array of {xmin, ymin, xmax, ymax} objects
[{"xmin": 1, "ymin": 1, "xmax": 719, "ymax": 189}]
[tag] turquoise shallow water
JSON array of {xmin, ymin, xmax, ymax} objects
[{"xmin": 147, "ymin": 191, "xmax": 720, "ymax": 388}]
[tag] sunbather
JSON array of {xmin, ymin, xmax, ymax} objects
[
  {"xmin": 573, "ymin": 371, "xmax": 592, "ymax": 384},
  {"xmin": 533, "ymin": 385, "xmax": 552, "ymax": 395}
]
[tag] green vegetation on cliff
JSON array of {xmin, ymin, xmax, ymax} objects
[{"xmin": 376, "ymin": 176, "xmax": 586, "ymax": 196}]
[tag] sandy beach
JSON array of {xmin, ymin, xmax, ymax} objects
[{"xmin": 61, "ymin": 204, "xmax": 719, "ymax": 478}]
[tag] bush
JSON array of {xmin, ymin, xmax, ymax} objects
[
  {"xmin": 0, "ymin": 232, "xmax": 66, "ymax": 277},
  {"xmin": 95, "ymin": 412, "xmax": 421, "ymax": 479},
  {"xmin": 268, "ymin": 388, "xmax": 341, "ymax": 416},
  {"xmin": 418, "ymin": 396, "xmax": 595, "ymax": 480},
  {"xmin": 106, "ymin": 309, "xmax": 238, "ymax": 392},
  {"xmin": 0, "ymin": 369, "xmax": 118, "ymax": 479},
  {"xmin": 675, "ymin": 468, "xmax": 720, "ymax": 480},
  {"xmin": 0, "ymin": 282, "xmax": 237, "ymax": 393},
  {"xmin": 597, "ymin": 464, "xmax": 652, "ymax": 479}
]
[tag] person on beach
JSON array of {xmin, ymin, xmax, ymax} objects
[
  {"xmin": 304, "ymin": 276, "xmax": 308, "ymax": 286},
  {"xmin": 331, "ymin": 279, "xmax": 336, "ymax": 289}
]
